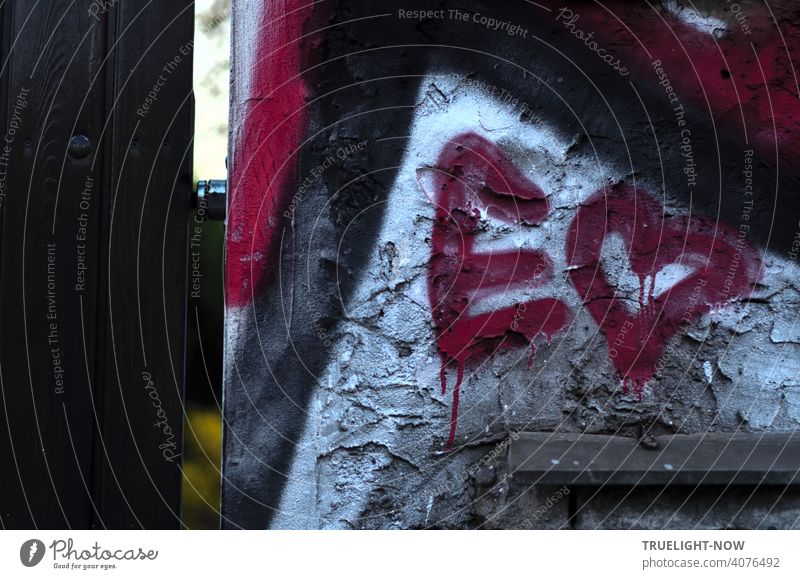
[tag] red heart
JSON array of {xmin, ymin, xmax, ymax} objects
[
  {"xmin": 422, "ymin": 133, "xmax": 571, "ymax": 447},
  {"xmin": 565, "ymin": 185, "xmax": 761, "ymax": 396}
]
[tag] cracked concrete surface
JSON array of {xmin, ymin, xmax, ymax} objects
[{"xmin": 262, "ymin": 76, "xmax": 800, "ymax": 528}]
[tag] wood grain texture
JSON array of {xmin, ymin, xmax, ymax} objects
[
  {"xmin": 93, "ymin": 0, "xmax": 193, "ymax": 529},
  {"xmin": 0, "ymin": 0, "xmax": 193, "ymax": 529},
  {"xmin": 0, "ymin": 0, "xmax": 104, "ymax": 529}
]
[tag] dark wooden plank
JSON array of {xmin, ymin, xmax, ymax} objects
[
  {"xmin": 0, "ymin": 0, "xmax": 108, "ymax": 529},
  {"xmin": 0, "ymin": 0, "xmax": 192, "ymax": 529},
  {"xmin": 91, "ymin": 0, "xmax": 193, "ymax": 529},
  {"xmin": 0, "ymin": 0, "xmax": 14, "ymax": 531},
  {"xmin": 509, "ymin": 432, "xmax": 800, "ymax": 486}
]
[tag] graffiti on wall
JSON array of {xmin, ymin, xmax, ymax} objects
[
  {"xmin": 223, "ymin": 0, "xmax": 800, "ymax": 529},
  {"xmin": 566, "ymin": 184, "xmax": 761, "ymax": 397},
  {"xmin": 421, "ymin": 133, "xmax": 571, "ymax": 447},
  {"xmin": 421, "ymin": 132, "xmax": 761, "ymax": 445}
]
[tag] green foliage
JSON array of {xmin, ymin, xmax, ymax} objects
[{"xmin": 182, "ymin": 406, "xmax": 222, "ymax": 529}]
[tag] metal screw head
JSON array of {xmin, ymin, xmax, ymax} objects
[
  {"xmin": 68, "ymin": 134, "xmax": 92, "ymax": 159},
  {"xmin": 195, "ymin": 179, "xmax": 227, "ymax": 221}
]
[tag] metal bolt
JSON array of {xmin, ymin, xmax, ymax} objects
[
  {"xmin": 68, "ymin": 134, "xmax": 92, "ymax": 159},
  {"xmin": 195, "ymin": 179, "xmax": 227, "ymax": 221}
]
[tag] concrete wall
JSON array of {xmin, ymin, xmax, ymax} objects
[{"xmin": 222, "ymin": 0, "xmax": 800, "ymax": 529}]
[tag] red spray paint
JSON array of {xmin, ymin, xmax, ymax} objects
[
  {"xmin": 226, "ymin": 0, "xmax": 314, "ymax": 307},
  {"xmin": 544, "ymin": 0, "xmax": 800, "ymax": 166},
  {"xmin": 421, "ymin": 133, "xmax": 571, "ymax": 448},
  {"xmin": 566, "ymin": 185, "xmax": 761, "ymax": 397}
]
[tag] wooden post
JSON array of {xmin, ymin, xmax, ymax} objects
[{"xmin": 0, "ymin": 0, "xmax": 193, "ymax": 529}]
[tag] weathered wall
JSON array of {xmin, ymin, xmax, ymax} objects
[{"xmin": 222, "ymin": 0, "xmax": 800, "ymax": 529}]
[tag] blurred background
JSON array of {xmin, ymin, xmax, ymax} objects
[{"xmin": 183, "ymin": 0, "xmax": 230, "ymax": 529}]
